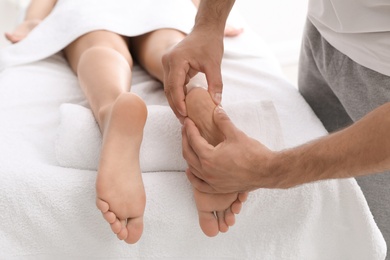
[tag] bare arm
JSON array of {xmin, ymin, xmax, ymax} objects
[
  {"xmin": 183, "ymin": 102, "xmax": 390, "ymax": 193},
  {"xmin": 162, "ymin": 0, "xmax": 235, "ymax": 123},
  {"xmin": 5, "ymin": 0, "xmax": 57, "ymax": 43},
  {"xmin": 24, "ymin": 0, "xmax": 58, "ymax": 21},
  {"xmin": 270, "ymin": 102, "xmax": 390, "ymax": 188},
  {"xmin": 192, "ymin": 0, "xmax": 243, "ymax": 37},
  {"xmin": 194, "ymin": 0, "xmax": 235, "ymax": 34}
]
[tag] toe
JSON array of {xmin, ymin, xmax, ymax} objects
[
  {"xmin": 224, "ymin": 208, "xmax": 236, "ymax": 227},
  {"xmin": 216, "ymin": 211, "xmax": 229, "ymax": 233},
  {"xmin": 117, "ymin": 226, "xmax": 128, "ymax": 240},
  {"xmin": 96, "ymin": 198, "xmax": 109, "ymax": 213},
  {"xmin": 110, "ymin": 218, "xmax": 123, "ymax": 234},
  {"xmin": 124, "ymin": 217, "xmax": 144, "ymax": 244},
  {"xmin": 199, "ymin": 211, "xmax": 219, "ymax": 237},
  {"xmin": 238, "ymin": 192, "xmax": 249, "ymax": 203},
  {"xmin": 231, "ymin": 199, "xmax": 243, "ymax": 214},
  {"xmin": 103, "ymin": 211, "xmax": 116, "ymax": 223}
]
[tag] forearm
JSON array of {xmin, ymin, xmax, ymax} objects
[
  {"xmin": 268, "ymin": 102, "xmax": 390, "ymax": 188},
  {"xmin": 193, "ymin": 0, "xmax": 235, "ymax": 36},
  {"xmin": 24, "ymin": 0, "xmax": 57, "ymax": 21}
]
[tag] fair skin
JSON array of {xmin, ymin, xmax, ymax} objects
[
  {"xmin": 163, "ymin": 0, "xmax": 390, "ymax": 193},
  {"xmin": 163, "ymin": 0, "xmax": 236, "ymax": 123},
  {"xmin": 6, "ymin": 0, "xmax": 244, "ymax": 243},
  {"xmin": 185, "ymin": 87, "xmax": 248, "ymax": 236},
  {"xmin": 183, "ymin": 103, "xmax": 390, "ymax": 193}
]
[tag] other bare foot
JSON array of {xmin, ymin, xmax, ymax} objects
[
  {"xmin": 192, "ymin": 187, "xmax": 240, "ymax": 236},
  {"xmin": 224, "ymin": 25, "xmax": 244, "ymax": 37},
  {"xmin": 185, "ymin": 87, "xmax": 245, "ymax": 236},
  {"xmin": 96, "ymin": 92, "xmax": 147, "ymax": 244}
]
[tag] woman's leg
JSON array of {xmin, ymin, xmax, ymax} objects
[
  {"xmin": 131, "ymin": 29, "xmax": 245, "ymax": 236},
  {"xmin": 130, "ymin": 28, "xmax": 185, "ymax": 81},
  {"xmin": 64, "ymin": 30, "xmax": 147, "ymax": 244}
]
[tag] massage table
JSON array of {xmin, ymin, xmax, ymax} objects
[{"xmin": 0, "ymin": 4, "xmax": 386, "ymax": 259}]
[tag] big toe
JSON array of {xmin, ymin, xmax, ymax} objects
[
  {"xmin": 199, "ymin": 211, "xmax": 219, "ymax": 237},
  {"xmin": 124, "ymin": 217, "xmax": 144, "ymax": 244}
]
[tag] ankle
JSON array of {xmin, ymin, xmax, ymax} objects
[{"xmin": 97, "ymin": 103, "xmax": 113, "ymax": 131}]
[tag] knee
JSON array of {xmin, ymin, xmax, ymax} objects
[{"xmin": 78, "ymin": 46, "xmax": 133, "ymax": 70}]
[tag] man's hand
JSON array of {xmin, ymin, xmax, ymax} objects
[
  {"xmin": 182, "ymin": 105, "xmax": 279, "ymax": 193},
  {"xmin": 162, "ymin": 29, "xmax": 224, "ymax": 123}
]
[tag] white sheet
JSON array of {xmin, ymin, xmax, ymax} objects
[
  {"xmin": 0, "ymin": 29, "xmax": 386, "ymax": 259},
  {"xmin": 0, "ymin": 0, "xmax": 197, "ymax": 70},
  {"xmin": 55, "ymin": 99, "xmax": 284, "ymax": 172}
]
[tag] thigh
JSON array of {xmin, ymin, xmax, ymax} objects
[
  {"xmin": 63, "ymin": 30, "xmax": 132, "ymax": 73},
  {"xmin": 298, "ymin": 20, "xmax": 353, "ymax": 133},
  {"xmin": 301, "ymin": 19, "xmax": 390, "ymax": 255}
]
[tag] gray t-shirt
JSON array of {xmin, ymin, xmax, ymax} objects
[{"xmin": 308, "ymin": 0, "xmax": 390, "ymax": 76}]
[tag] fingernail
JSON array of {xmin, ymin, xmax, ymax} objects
[
  {"xmin": 215, "ymin": 105, "xmax": 226, "ymax": 114},
  {"xmin": 178, "ymin": 109, "xmax": 186, "ymax": 118},
  {"xmin": 213, "ymin": 93, "xmax": 222, "ymax": 105}
]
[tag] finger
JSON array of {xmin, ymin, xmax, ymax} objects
[
  {"xmin": 182, "ymin": 124, "xmax": 202, "ymax": 170},
  {"xmin": 183, "ymin": 117, "xmax": 214, "ymax": 159},
  {"xmin": 162, "ymin": 57, "xmax": 182, "ymax": 121},
  {"xmin": 166, "ymin": 62, "xmax": 188, "ymax": 117},
  {"xmin": 213, "ymin": 105, "xmax": 239, "ymax": 140},
  {"xmin": 204, "ymin": 64, "xmax": 223, "ymax": 105},
  {"xmin": 162, "ymin": 52, "xmax": 188, "ymax": 118},
  {"xmin": 185, "ymin": 168, "xmax": 218, "ymax": 194},
  {"xmin": 162, "ymin": 52, "xmax": 170, "ymax": 89},
  {"xmin": 166, "ymin": 90, "xmax": 185, "ymax": 123}
]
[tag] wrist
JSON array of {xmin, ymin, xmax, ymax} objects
[
  {"xmin": 193, "ymin": 0, "xmax": 235, "ymax": 37},
  {"xmin": 265, "ymin": 148, "xmax": 318, "ymax": 189},
  {"xmin": 192, "ymin": 18, "xmax": 225, "ymax": 39},
  {"xmin": 264, "ymin": 150, "xmax": 294, "ymax": 189},
  {"xmin": 249, "ymin": 145, "xmax": 294, "ymax": 190},
  {"xmin": 23, "ymin": 18, "xmax": 42, "ymax": 24}
]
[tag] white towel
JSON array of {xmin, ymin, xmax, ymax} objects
[
  {"xmin": 0, "ymin": 26, "xmax": 386, "ymax": 258},
  {"xmin": 56, "ymin": 100, "xmax": 284, "ymax": 172},
  {"xmin": 0, "ymin": 0, "xmax": 197, "ymax": 70}
]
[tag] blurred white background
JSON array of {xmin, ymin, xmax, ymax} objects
[{"xmin": 0, "ymin": 0, "xmax": 308, "ymax": 85}]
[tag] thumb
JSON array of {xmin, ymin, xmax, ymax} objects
[
  {"xmin": 205, "ymin": 66, "xmax": 223, "ymax": 105},
  {"xmin": 213, "ymin": 105, "xmax": 237, "ymax": 140}
]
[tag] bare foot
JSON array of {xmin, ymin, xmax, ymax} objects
[
  {"xmin": 185, "ymin": 87, "xmax": 244, "ymax": 237},
  {"xmin": 190, "ymin": 0, "xmax": 242, "ymax": 38},
  {"xmin": 224, "ymin": 25, "xmax": 244, "ymax": 37},
  {"xmin": 96, "ymin": 92, "xmax": 147, "ymax": 244},
  {"xmin": 5, "ymin": 19, "xmax": 41, "ymax": 43}
]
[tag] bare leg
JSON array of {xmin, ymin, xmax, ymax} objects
[
  {"xmin": 132, "ymin": 30, "xmax": 244, "ymax": 236},
  {"xmin": 64, "ymin": 31, "xmax": 147, "ymax": 244},
  {"xmin": 130, "ymin": 28, "xmax": 186, "ymax": 81},
  {"xmin": 132, "ymin": 30, "xmax": 239, "ymax": 235},
  {"xmin": 185, "ymin": 87, "xmax": 244, "ymax": 236}
]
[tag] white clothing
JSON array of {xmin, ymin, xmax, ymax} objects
[
  {"xmin": 308, "ymin": 0, "xmax": 390, "ymax": 77},
  {"xmin": 0, "ymin": 0, "xmax": 196, "ymax": 70}
]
